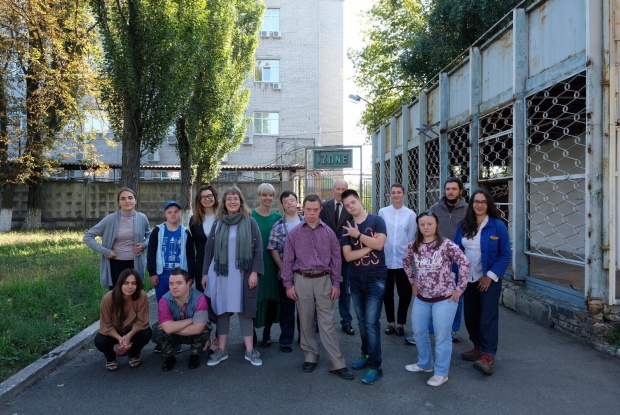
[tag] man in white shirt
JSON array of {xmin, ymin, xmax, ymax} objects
[{"xmin": 378, "ymin": 184, "xmax": 417, "ymax": 338}]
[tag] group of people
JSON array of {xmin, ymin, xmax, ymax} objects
[{"xmin": 83, "ymin": 178, "xmax": 511, "ymax": 387}]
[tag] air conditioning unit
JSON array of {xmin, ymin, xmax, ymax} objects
[
  {"xmin": 272, "ymin": 31, "xmax": 281, "ymax": 38},
  {"xmin": 272, "ymin": 82, "xmax": 282, "ymax": 90},
  {"xmin": 147, "ymin": 150, "xmax": 160, "ymax": 162},
  {"xmin": 242, "ymin": 136, "xmax": 253, "ymax": 145},
  {"xmin": 260, "ymin": 30, "xmax": 271, "ymax": 37}
]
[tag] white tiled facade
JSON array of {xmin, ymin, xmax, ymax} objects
[{"xmin": 232, "ymin": 0, "xmax": 344, "ymax": 167}]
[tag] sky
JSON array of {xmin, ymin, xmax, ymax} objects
[{"xmin": 343, "ymin": 0, "xmax": 374, "ymax": 172}]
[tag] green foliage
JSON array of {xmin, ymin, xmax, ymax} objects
[
  {"xmin": 0, "ymin": 0, "xmax": 100, "ymax": 187},
  {"xmin": 91, "ymin": 0, "xmax": 201, "ymax": 190},
  {"xmin": 0, "ymin": 230, "xmax": 106, "ymax": 382},
  {"xmin": 181, "ymin": 0, "xmax": 264, "ymax": 183},
  {"xmin": 349, "ymin": 0, "xmax": 522, "ymax": 134}
]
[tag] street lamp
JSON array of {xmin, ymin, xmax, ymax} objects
[{"xmin": 348, "ymin": 94, "xmax": 377, "ymax": 132}]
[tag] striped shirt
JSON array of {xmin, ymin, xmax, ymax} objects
[{"xmin": 281, "ymin": 220, "xmax": 342, "ymax": 289}]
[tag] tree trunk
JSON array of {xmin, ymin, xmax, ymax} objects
[
  {"xmin": 22, "ymin": 178, "xmax": 42, "ymax": 230},
  {"xmin": 177, "ymin": 116, "xmax": 192, "ymax": 226},
  {"xmin": 0, "ymin": 183, "xmax": 15, "ymax": 232},
  {"xmin": 121, "ymin": 103, "xmax": 142, "ymax": 193}
]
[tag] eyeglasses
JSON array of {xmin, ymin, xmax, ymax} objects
[
  {"xmin": 200, "ymin": 195, "xmax": 215, "ymax": 200},
  {"xmin": 472, "ymin": 200, "xmax": 488, "ymax": 206},
  {"xmin": 418, "ymin": 210, "xmax": 434, "ymax": 218}
]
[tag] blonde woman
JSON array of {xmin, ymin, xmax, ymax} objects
[{"xmin": 251, "ymin": 183, "xmax": 282, "ymax": 347}]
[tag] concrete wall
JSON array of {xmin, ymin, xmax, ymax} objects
[{"xmin": 5, "ymin": 181, "xmax": 294, "ymax": 229}]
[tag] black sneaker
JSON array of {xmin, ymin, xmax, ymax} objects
[
  {"xmin": 188, "ymin": 354, "xmax": 200, "ymax": 369},
  {"xmin": 162, "ymin": 356, "xmax": 176, "ymax": 371}
]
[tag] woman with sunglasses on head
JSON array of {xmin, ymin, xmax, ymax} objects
[
  {"xmin": 94, "ymin": 268, "xmax": 152, "ymax": 372},
  {"xmin": 191, "ymin": 185, "xmax": 219, "ymax": 293},
  {"xmin": 453, "ymin": 188, "xmax": 511, "ymax": 376},
  {"xmin": 403, "ymin": 211, "xmax": 470, "ymax": 387}
]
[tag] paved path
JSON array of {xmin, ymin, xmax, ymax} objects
[{"xmin": 1, "ymin": 301, "xmax": 619, "ymax": 415}]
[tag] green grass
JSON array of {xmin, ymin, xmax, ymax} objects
[
  {"xmin": 607, "ymin": 331, "xmax": 620, "ymax": 347},
  {"xmin": 0, "ymin": 230, "xmax": 109, "ymax": 382}
]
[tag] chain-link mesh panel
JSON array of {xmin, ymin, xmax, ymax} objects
[
  {"xmin": 525, "ymin": 72, "xmax": 586, "ymax": 263},
  {"xmin": 448, "ymin": 124, "xmax": 470, "ymax": 193},
  {"xmin": 384, "ymin": 159, "xmax": 391, "ymax": 206},
  {"xmin": 407, "ymin": 147, "xmax": 419, "ymax": 213},
  {"xmin": 374, "ymin": 162, "xmax": 380, "ymax": 213},
  {"xmin": 425, "ymin": 139, "xmax": 440, "ymax": 208},
  {"xmin": 479, "ymin": 106, "xmax": 513, "ymax": 181},
  {"xmin": 394, "ymin": 154, "xmax": 403, "ymax": 186}
]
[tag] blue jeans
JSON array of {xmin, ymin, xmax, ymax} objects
[
  {"xmin": 464, "ymin": 278, "xmax": 502, "ymax": 355},
  {"xmin": 350, "ymin": 274, "xmax": 385, "ymax": 370},
  {"xmin": 429, "ymin": 294, "xmax": 463, "ymax": 333},
  {"xmin": 338, "ymin": 260, "xmax": 353, "ymax": 326},
  {"xmin": 412, "ymin": 297, "xmax": 458, "ymax": 377}
]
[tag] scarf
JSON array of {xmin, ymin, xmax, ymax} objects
[{"xmin": 213, "ymin": 213, "xmax": 253, "ymax": 276}]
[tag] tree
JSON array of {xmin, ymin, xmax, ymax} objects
[
  {"xmin": 176, "ymin": 0, "xmax": 263, "ymax": 216},
  {"xmin": 90, "ymin": 0, "xmax": 197, "ymax": 193},
  {"xmin": 0, "ymin": 0, "xmax": 100, "ymax": 230},
  {"xmin": 349, "ymin": 0, "xmax": 522, "ymax": 134}
]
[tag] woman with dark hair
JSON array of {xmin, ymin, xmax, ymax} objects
[
  {"xmin": 402, "ymin": 211, "xmax": 469, "ymax": 387},
  {"xmin": 202, "ymin": 187, "xmax": 265, "ymax": 367},
  {"xmin": 94, "ymin": 268, "xmax": 152, "ymax": 371},
  {"xmin": 453, "ymin": 188, "xmax": 511, "ymax": 376},
  {"xmin": 191, "ymin": 185, "xmax": 219, "ymax": 292},
  {"xmin": 84, "ymin": 187, "xmax": 151, "ymax": 289}
]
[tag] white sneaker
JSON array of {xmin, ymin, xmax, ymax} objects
[
  {"xmin": 207, "ymin": 348, "xmax": 228, "ymax": 366},
  {"xmin": 427, "ymin": 375, "xmax": 448, "ymax": 387},
  {"xmin": 245, "ymin": 349, "xmax": 262, "ymax": 366},
  {"xmin": 405, "ymin": 363, "xmax": 433, "ymax": 373}
]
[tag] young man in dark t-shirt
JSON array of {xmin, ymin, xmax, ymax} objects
[{"xmin": 341, "ymin": 189, "xmax": 387, "ymax": 385}]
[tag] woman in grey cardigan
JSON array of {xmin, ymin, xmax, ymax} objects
[{"xmin": 84, "ymin": 188, "xmax": 152, "ymax": 289}]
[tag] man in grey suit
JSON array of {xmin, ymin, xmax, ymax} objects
[{"xmin": 320, "ymin": 179, "xmax": 355, "ymax": 335}]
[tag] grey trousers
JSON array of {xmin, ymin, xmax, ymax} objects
[{"xmin": 295, "ymin": 273, "xmax": 346, "ymax": 370}]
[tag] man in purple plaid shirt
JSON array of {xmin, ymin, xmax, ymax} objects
[{"xmin": 281, "ymin": 194, "xmax": 354, "ymax": 380}]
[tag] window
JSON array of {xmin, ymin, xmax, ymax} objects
[
  {"xmin": 254, "ymin": 172, "xmax": 279, "ymax": 181},
  {"xmin": 152, "ymin": 171, "xmax": 180, "ymax": 181},
  {"xmin": 255, "ymin": 60, "xmax": 280, "ymax": 83},
  {"xmin": 253, "ymin": 112, "xmax": 279, "ymax": 135},
  {"xmin": 261, "ymin": 9, "xmax": 280, "ymax": 32}
]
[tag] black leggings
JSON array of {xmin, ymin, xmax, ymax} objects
[
  {"xmin": 109, "ymin": 259, "xmax": 134, "ymax": 290},
  {"xmin": 94, "ymin": 327, "xmax": 152, "ymax": 362},
  {"xmin": 384, "ymin": 268, "xmax": 413, "ymax": 325}
]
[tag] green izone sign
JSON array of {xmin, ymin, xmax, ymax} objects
[{"xmin": 313, "ymin": 149, "xmax": 353, "ymax": 169}]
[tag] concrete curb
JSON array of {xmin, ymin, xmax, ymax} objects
[
  {"xmin": 0, "ymin": 320, "xmax": 100, "ymax": 406},
  {"xmin": 0, "ymin": 289, "xmax": 157, "ymax": 406}
]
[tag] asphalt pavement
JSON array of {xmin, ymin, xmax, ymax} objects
[{"xmin": 1, "ymin": 294, "xmax": 619, "ymax": 415}]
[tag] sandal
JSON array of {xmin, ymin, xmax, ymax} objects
[
  {"xmin": 106, "ymin": 361, "xmax": 118, "ymax": 372},
  {"xmin": 128, "ymin": 356, "xmax": 141, "ymax": 368}
]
